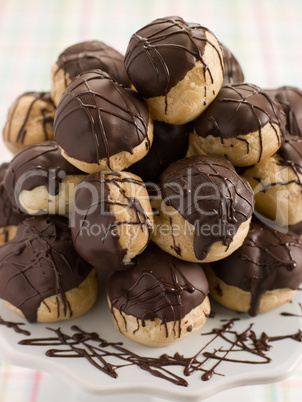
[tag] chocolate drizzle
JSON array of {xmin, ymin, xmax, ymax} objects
[
  {"xmin": 193, "ymin": 83, "xmax": 285, "ymax": 163},
  {"xmin": 71, "ymin": 172, "xmax": 153, "ymax": 271},
  {"xmin": 108, "ymin": 243, "xmax": 209, "ymax": 337},
  {"xmin": 3, "ymin": 141, "xmax": 83, "ymax": 211},
  {"xmin": 0, "ymin": 315, "xmax": 30, "ymax": 336},
  {"xmin": 210, "ymin": 219, "xmax": 302, "ymax": 316},
  {"xmin": 159, "ymin": 155, "xmax": 254, "ymax": 260},
  {"xmin": 4, "ymin": 92, "xmax": 55, "ymax": 146},
  {"xmin": 124, "ymin": 16, "xmax": 224, "ymax": 99},
  {"xmin": 54, "ymin": 70, "xmax": 150, "ymax": 167},
  {"xmin": 16, "ymin": 318, "xmax": 302, "ymax": 386},
  {"xmin": 54, "ymin": 40, "xmax": 131, "ymax": 89},
  {"xmin": 0, "ymin": 216, "xmax": 93, "ymax": 322}
]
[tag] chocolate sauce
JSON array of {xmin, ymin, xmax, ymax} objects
[
  {"xmin": 16, "ymin": 317, "xmax": 302, "ymax": 386},
  {"xmin": 0, "ymin": 163, "xmax": 26, "ymax": 227},
  {"xmin": 71, "ymin": 172, "xmax": 153, "ymax": 271},
  {"xmin": 281, "ymin": 303, "xmax": 302, "ymax": 317},
  {"xmin": 125, "ymin": 16, "xmax": 223, "ymax": 99},
  {"xmin": 220, "ymin": 44, "xmax": 244, "ymax": 85},
  {"xmin": 54, "ymin": 70, "xmax": 150, "ymax": 167},
  {"xmin": 127, "ymin": 121, "xmax": 190, "ymax": 183},
  {"xmin": 0, "ymin": 315, "xmax": 30, "ymax": 336},
  {"xmin": 210, "ymin": 219, "xmax": 302, "ymax": 316},
  {"xmin": 3, "ymin": 142, "xmax": 84, "ymax": 211},
  {"xmin": 159, "ymin": 155, "xmax": 254, "ymax": 260},
  {"xmin": 4, "ymin": 92, "xmax": 55, "ymax": 145},
  {"xmin": 193, "ymin": 83, "xmax": 285, "ymax": 163},
  {"xmin": 0, "ymin": 216, "xmax": 93, "ymax": 322},
  {"xmin": 54, "ymin": 40, "xmax": 131, "ymax": 89},
  {"xmin": 108, "ymin": 243, "xmax": 209, "ymax": 337}
]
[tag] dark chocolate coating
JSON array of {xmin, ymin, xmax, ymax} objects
[
  {"xmin": 124, "ymin": 16, "xmax": 223, "ymax": 98},
  {"xmin": 108, "ymin": 242, "xmax": 209, "ymax": 330},
  {"xmin": 127, "ymin": 121, "xmax": 190, "ymax": 183},
  {"xmin": 54, "ymin": 70, "xmax": 150, "ymax": 166},
  {"xmin": 4, "ymin": 91, "xmax": 55, "ymax": 145},
  {"xmin": 277, "ymin": 134, "xmax": 302, "ymax": 174},
  {"xmin": 193, "ymin": 83, "xmax": 285, "ymax": 162},
  {"xmin": 71, "ymin": 172, "xmax": 152, "ymax": 271},
  {"xmin": 0, "ymin": 215, "xmax": 94, "ymax": 322},
  {"xmin": 158, "ymin": 155, "xmax": 254, "ymax": 260},
  {"xmin": 0, "ymin": 163, "xmax": 26, "ymax": 227},
  {"xmin": 210, "ymin": 219, "xmax": 302, "ymax": 316},
  {"xmin": 220, "ymin": 44, "xmax": 244, "ymax": 85},
  {"xmin": 265, "ymin": 86, "xmax": 302, "ymax": 137},
  {"xmin": 4, "ymin": 142, "xmax": 83, "ymax": 212},
  {"xmin": 54, "ymin": 40, "xmax": 131, "ymax": 88}
]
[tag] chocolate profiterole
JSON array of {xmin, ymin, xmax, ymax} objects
[
  {"xmin": 265, "ymin": 86, "xmax": 302, "ymax": 137},
  {"xmin": 243, "ymin": 134, "xmax": 302, "ymax": 226},
  {"xmin": 151, "ymin": 155, "xmax": 254, "ymax": 263},
  {"xmin": 71, "ymin": 171, "xmax": 154, "ymax": 271},
  {"xmin": 220, "ymin": 44, "xmax": 244, "ymax": 85},
  {"xmin": 0, "ymin": 163, "xmax": 26, "ymax": 244},
  {"xmin": 50, "ymin": 40, "xmax": 131, "ymax": 106},
  {"xmin": 125, "ymin": 16, "xmax": 224, "ymax": 125},
  {"xmin": 4, "ymin": 142, "xmax": 85, "ymax": 216},
  {"xmin": 191, "ymin": 83, "xmax": 286, "ymax": 167},
  {"xmin": 0, "ymin": 215, "xmax": 97, "ymax": 323},
  {"xmin": 108, "ymin": 242, "xmax": 210, "ymax": 347},
  {"xmin": 3, "ymin": 91, "xmax": 56, "ymax": 154},
  {"xmin": 54, "ymin": 69, "xmax": 153, "ymax": 173},
  {"xmin": 205, "ymin": 219, "xmax": 302, "ymax": 316},
  {"xmin": 127, "ymin": 120, "xmax": 190, "ymax": 183}
]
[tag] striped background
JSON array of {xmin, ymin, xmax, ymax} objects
[{"xmin": 0, "ymin": 0, "xmax": 302, "ymax": 400}]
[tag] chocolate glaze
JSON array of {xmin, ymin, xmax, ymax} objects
[
  {"xmin": 265, "ymin": 86, "xmax": 302, "ymax": 137},
  {"xmin": 54, "ymin": 70, "xmax": 150, "ymax": 166},
  {"xmin": 220, "ymin": 44, "xmax": 244, "ymax": 85},
  {"xmin": 0, "ymin": 163, "xmax": 26, "ymax": 227},
  {"xmin": 4, "ymin": 91, "xmax": 55, "ymax": 145},
  {"xmin": 54, "ymin": 40, "xmax": 131, "ymax": 88},
  {"xmin": 124, "ymin": 16, "xmax": 223, "ymax": 98},
  {"xmin": 0, "ymin": 316, "xmax": 30, "ymax": 336},
  {"xmin": 71, "ymin": 172, "xmax": 152, "ymax": 271},
  {"xmin": 158, "ymin": 155, "xmax": 254, "ymax": 260},
  {"xmin": 210, "ymin": 219, "xmax": 302, "ymax": 316},
  {"xmin": 0, "ymin": 215, "xmax": 94, "ymax": 322},
  {"xmin": 127, "ymin": 121, "xmax": 190, "ymax": 183},
  {"xmin": 4, "ymin": 142, "xmax": 83, "ymax": 211},
  {"xmin": 108, "ymin": 242, "xmax": 209, "ymax": 336},
  {"xmin": 17, "ymin": 318, "xmax": 302, "ymax": 386},
  {"xmin": 193, "ymin": 83, "xmax": 285, "ymax": 163}
]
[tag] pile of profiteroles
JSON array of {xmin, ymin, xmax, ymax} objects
[{"xmin": 1, "ymin": 16, "xmax": 302, "ymax": 347}]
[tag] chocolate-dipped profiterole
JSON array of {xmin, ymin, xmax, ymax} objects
[
  {"xmin": 3, "ymin": 92, "xmax": 56, "ymax": 154},
  {"xmin": 0, "ymin": 163, "xmax": 26, "ymax": 244},
  {"xmin": 50, "ymin": 40, "xmax": 131, "ymax": 106},
  {"xmin": 0, "ymin": 215, "xmax": 97, "ymax": 323},
  {"xmin": 4, "ymin": 141, "xmax": 85, "ymax": 216},
  {"xmin": 152, "ymin": 155, "xmax": 254, "ymax": 263},
  {"xmin": 243, "ymin": 134, "xmax": 302, "ymax": 226},
  {"xmin": 205, "ymin": 219, "xmax": 302, "ymax": 316},
  {"xmin": 125, "ymin": 16, "xmax": 224, "ymax": 125},
  {"xmin": 54, "ymin": 69, "xmax": 153, "ymax": 173},
  {"xmin": 265, "ymin": 86, "xmax": 302, "ymax": 137},
  {"xmin": 127, "ymin": 120, "xmax": 190, "ymax": 183},
  {"xmin": 71, "ymin": 171, "xmax": 154, "ymax": 271},
  {"xmin": 108, "ymin": 242, "xmax": 210, "ymax": 347},
  {"xmin": 220, "ymin": 44, "xmax": 244, "ymax": 85},
  {"xmin": 191, "ymin": 83, "xmax": 285, "ymax": 167}
]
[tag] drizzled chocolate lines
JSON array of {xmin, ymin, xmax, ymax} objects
[
  {"xmin": 0, "ymin": 315, "xmax": 30, "ymax": 336},
  {"xmin": 17, "ymin": 318, "xmax": 302, "ymax": 386}
]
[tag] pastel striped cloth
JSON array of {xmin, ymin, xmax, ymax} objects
[{"xmin": 0, "ymin": 0, "xmax": 302, "ymax": 401}]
